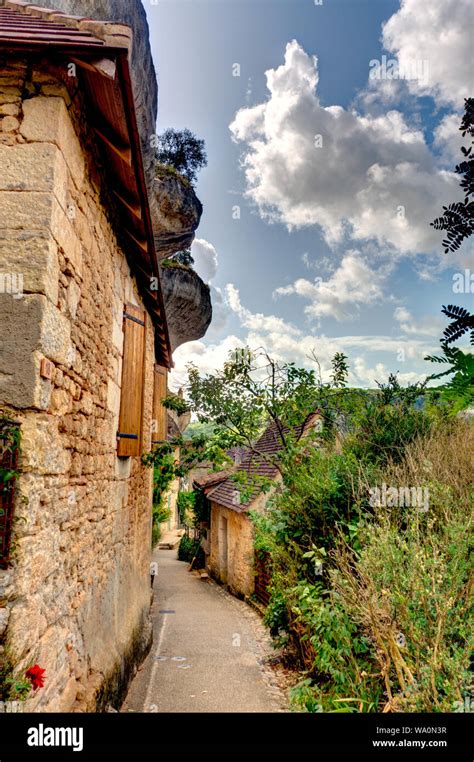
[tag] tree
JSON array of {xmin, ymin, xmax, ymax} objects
[
  {"xmin": 431, "ymin": 98, "xmax": 474, "ymax": 253},
  {"xmin": 155, "ymin": 128, "xmax": 207, "ymax": 185},
  {"xmin": 440, "ymin": 304, "xmax": 474, "ymax": 346},
  {"xmin": 172, "ymin": 249, "xmax": 194, "ymax": 267}
]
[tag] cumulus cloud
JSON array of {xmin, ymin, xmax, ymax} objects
[
  {"xmin": 433, "ymin": 113, "xmax": 470, "ymax": 168},
  {"xmin": 274, "ymin": 251, "xmax": 391, "ymax": 321},
  {"xmin": 170, "ymin": 333, "xmax": 245, "ymax": 390},
  {"xmin": 191, "ymin": 238, "xmax": 218, "ymax": 283},
  {"xmin": 230, "ymin": 40, "xmax": 460, "ymax": 254},
  {"xmin": 172, "ymin": 284, "xmax": 433, "ymax": 389},
  {"xmin": 382, "ymin": 0, "xmax": 473, "ymax": 108}
]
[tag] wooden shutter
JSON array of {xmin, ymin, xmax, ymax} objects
[
  {"xmin": 117, "ymin": 304, "xmax": 146, "ymax": 457},
  {"xmin": 152, "ymin": 364, "xmax": 168, "ymax": 446}
]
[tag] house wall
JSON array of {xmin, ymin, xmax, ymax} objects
[
  {"xmin": 0, "ymin": 57, "xmax": 156, "ymax": 711},
  {"xmin": 208, "ymin": 503, "xmax": 256, "ymax": 598},
  {"xmin": 160, "ymin": 449, "xmax": 181, "ymax": 537}
]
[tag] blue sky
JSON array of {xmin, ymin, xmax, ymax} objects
[{"xmin": 144, "ymin": 0, "xmax": 473, "ymax": 388}]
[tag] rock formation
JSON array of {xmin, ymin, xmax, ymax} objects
[
  {"xmin": 29, "ymin": 0, "xmax": 211, "ymax": 344},
  {"xmin": 151, "ymin": 169, "xmax": 203, "ymax": 259},
  {"xmin": 160, "ymin": 266, "xmax": 212, "ymax": 350}
]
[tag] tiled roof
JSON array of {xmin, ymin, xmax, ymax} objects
[
  {"xmin": 208, "ymin": 413, "xmax": 320, "ymax": 512},
  {"xmin": 193, "ymin": 470, "xmax": 231, "ymax": 490},
  {"xmin": 0, "ymin": 1, "xmax": 172, "ymax": 368}
]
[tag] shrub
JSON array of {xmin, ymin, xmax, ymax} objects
[
  {"xmin": 177, "ymin": 533, "xmax": 201, "ymax": 563},
  {"xmin": 254, "ymin": 406, "xmax": 473, "ymax": 712},
  {"xmin": 332, "ymin": 421, "xmax": 473, "ymax": 712}
]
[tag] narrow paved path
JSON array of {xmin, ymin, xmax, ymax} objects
[{"xmin": 122, "ymin": 549, "xmax": 287, "ymax": 713}]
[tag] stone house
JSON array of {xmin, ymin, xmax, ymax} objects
[
  {"xmin": 0, "ymin": 0, "xmax": 208, "ymax": 711},
  {"xmin": 197, "ymin": 415, "xmax": 321, "ymax": 601}
]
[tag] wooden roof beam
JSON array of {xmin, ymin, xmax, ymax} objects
[
  {"xmin": 94, "ymin": 126, "xmax": 131, "ymax": 165},
  {"xmin": 112, "ymin": 188, "xmax": 142, "ymax": 220},
  {"xmin": 69, "ymin": 55, "xmax": 116, "ymax": 80}
]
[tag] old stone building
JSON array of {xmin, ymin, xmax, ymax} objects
[
  {"xmin": 0, "ymin": 0, "xmax": 209, "ymax": 711},
  {"xmin": 198, "ymin": 415, "xmax": 322, "ymax": 601}
]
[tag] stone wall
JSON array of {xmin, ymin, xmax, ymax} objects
[
  {"xmin": 0, "ymin": 57, "xmax": 156, "ymax": 711},
  {"xmin": 208, "ymin": 503, "xmax": 255, "ymax": 598}
]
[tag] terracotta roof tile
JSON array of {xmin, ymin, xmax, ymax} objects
[{"xmin": 209, "ymin": 413, "xmax": 320, "ymax": 512}]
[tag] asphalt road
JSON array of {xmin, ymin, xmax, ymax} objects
[{"xmin": 122, "ymin": 549, "xmax": 285, "ymax": 713}]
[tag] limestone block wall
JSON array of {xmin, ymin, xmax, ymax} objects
[
  {"xmin": 0, "ymin": 57, "xmax": 155, "ymax": 711},
  {"xmin": 161, "ymin": 472, "xmax": 181, "ymax": 537},
  {"xmin": 209, "ymin": 504, "xmax": 255, "ymax": 598}
]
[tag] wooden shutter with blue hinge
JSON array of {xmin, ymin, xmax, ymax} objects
[
  {"xmin": 117, "ymin": 304, "xmax": 146, "ymax": 457},
  {"xmin": 152, "ymin": 364, "xmax": 167, "ymax": 446}
]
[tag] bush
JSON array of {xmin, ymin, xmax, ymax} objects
[
  {"xmin": 177, "ymin": 533, "xmax": 201, "ymax": 563},
  {"xmin": 253, "ymin": 398, "xmax": 473, "ymax": 712},
  {"xmin": 333, "ymin": 421, "xmax": 473, "ymax": 712}
]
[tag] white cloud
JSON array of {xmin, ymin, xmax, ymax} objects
[
  {"xmin": 230, "ymin": 40, "xmax": 460, "ymax": 254},
  {"xmin": 274, "ymin": 251, "xmax": 391, "ymax": 321},
  {"xmin": 433, "ymin": 113, "xmax": 469, "ymax": 168},
  {"xmin": 170, "ymin": 333, "xmax": 245, "ymax": 390},
  {"xmin": 382, "ymin": 0, "xmax": 473, "ymax": 108},
  {"xmin": 394, "ymin": 306, "xmax": 445, "ymax": 337},
  {"xmin": 225, "ymin": 283, "xmax": 301, "ymax": 336},
  {"xmin": 191, "ymin": 238, "xmax": 218, "ymax": 283},
  {"xmin": 172, "ymin": 284, "xmax": 432, "ymax": 389}
]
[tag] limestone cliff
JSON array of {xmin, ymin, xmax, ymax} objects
[
  {"xmin": 29, "ymin": 0, "xmax": 157, "ymax": 187},
  {"xmin": 151, "ymin": 168, "xmax": 203, "ymax": 259},
  {"xmin": 160, "ymin": 266, "xmax": 212, "ymax": 350},
  {"xmin": 29, "ymin": 0, "xmax": 211, "ymax": 344}
]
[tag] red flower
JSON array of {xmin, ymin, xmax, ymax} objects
[{"xmin": 25, "ymin": 664, "xmax": 46, "ymax": 690}]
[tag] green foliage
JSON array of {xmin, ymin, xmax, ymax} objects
[
  {"xmin": 155, "ymin": 128, "xmax": 207, "ymax": 185},
  {"xmin": 332, "ymin": 422, "xmax": 473, "ymax": 712},
  {"xmin": 255, "ymin": 408, "xmax": 473, "ymax": 712},
  {"xmin": 440, "ymin": 305, "xmax": 474, "ymax": 346},
  {"xmin": 431, "ymin": 98, "xmax": 474, "ymax": 253},
  {"xmin": 425, "ymin": 343, "xmax": 474, "ymax": 412},
  {"xmin": 0, "ymin": 417, "xmax": 20, "ymax": 491},
  {"xmin": 173, "ymin": 249, "xmax": 194, "ymax": 267},
  {"xmin": 345, "ymin": 378, "xmax": 432, "ymax": 465},
  {"xmin": 177, "ymin": 491, "xmax": 196, "ymax": 525},
  {"xmin": 0, "ymin": 656, "xmax": 31, "ymax": 702},
  {"xmin": 177, "ymin": 533, "xmax": 201, "ymax": 563},
  {"xmin": 155, "ymin": 162, "xmax": 191, "ymax": 187},
  {"xmin": 330, "ymin": 353, "xmax": 349, "ymax": 388},
  {"xmin": 161, "ymin": 394, "xmax": 191, "ymax": 416},
  {"xmin": 161, "ymin": 258, "xmax": 191, "ymax": 272},
  {"xmin": 0, "ymin": 416, "xmax": 21, "ymax": 565},
  {"xmin": 151, "ymin": 501, "xmax": 171, "ymax": 547}
]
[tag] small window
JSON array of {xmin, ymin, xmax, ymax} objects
[{"xmin": 117, "ymin": 304, "xmax": 146, "ymax": 457}]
